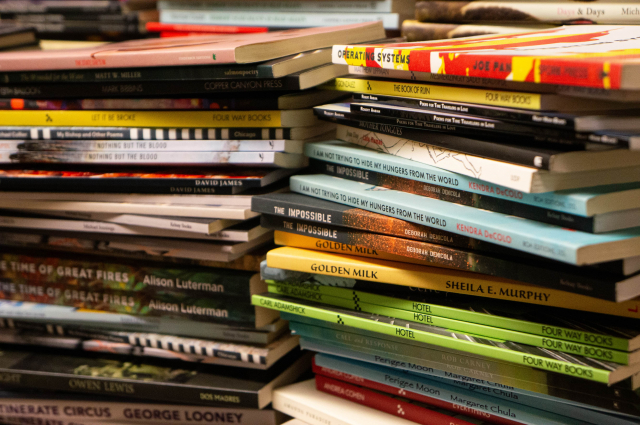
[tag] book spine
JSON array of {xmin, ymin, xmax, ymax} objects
[
  {"xmin": 0, "ymin": 78, "xmax": 300, "ymax": 99},
  {"xmin": 400, "ymin": 20, "xmax": 550, "ymax": 42},
  {"xmin": 272, "ymin": 388, "xmax": 352, "ymax": 425},
  {"xmin": 311, "ymin": 158, "xmax": 595, "ymax": 231},
  {"xmin": 0, "ymin": 397, "xmax": 277, "ymax": 425},
  {"xmin": 351, "ymin": 93, "xmax": 578, "ymax": 131},
  {"xmin": 269, "ymin": 283, "xmax": 628, "ymax": 363},
  {"xmin": 290, "ymin": 175, "xmax": 586, "ymax": 263},
  {"xmin": 1, "ymin": 322, "xmax": 268, "ymax": 364},
  {"xmin": 146, "ymin": 21, "xmax": 269, "ymax": 33},
  {"xmin": 0, "ymin": 110, "xmax": 287, "ymax": 128},
  {"xmin": 350, "ymin": 102, "xmax": 588, "ymax": 148},
  {"xmin": 313, "ymin": 357, "xmax": 621, "ymax": 425},
  {"xmin": 0, "ymin": 285, "xmax": 258, "ymax": 326},
  {"xmin": 304, "ymin": 141, "xmax": 591, "ymax": 217},
  {"xmin": 0, "ymin": 305, "xmax": 272, "ymax": 344},
  {"xmin": 269, "ymin": 272, "xmax": 630, "ymax": 351},
  {"xmin": 415, "ymin": 1, "xmax": 640, "ymax": 25},
  {"xmin": 19, "ymin": 20, "xmax": 140, "ymax": 35},
  {"xmin": 158, "ymin": 0, "xmax": 395, "ymax": 12},
  {"xmin": 10, "ymin": 151, "xmax": 296, "ymax": 166},
  {"xmin": 0, "ymin": 65, "xmax": 277, "ymax": 84},
  {"xmin": 332, "ymin": 125, "xmax": 537, "ymax": 192},
  {"xmin": 252, "ymin": 195, "xmax": 516, "ymax": 256},
  {"xmin": 0, "ymin": 252, "xmax": 255, "ymax": 297},
  {"xmin": 293, "ymin": 323, "xmax": 640, "ymax": 411},
  {"xmin": 266, "ymin": 246, "xmax": 640, "ymax": 319},
  {"xmin": 160, "ymin": 10, "xmax": 400, "ymax": 30},
  {"xmin": 20, "ymin": 140, "xmax": 289, "ymax": 152},
  {"xmin": 315, "ymin": 110, "xmax": 552, "ymax": 169},
  {"xmin": 253, "ymin": 294, "xmax": 613, "ymax": 384},
  {"xmin": 315, "ymin": 375, "xmax": 486, "ymax": 425},
  {"xmin": 320, "ymin": 77, "xmax": 544, "ymax": 110},
  {"xmin": 0, "ymin": 370, "xmax": 261, "ymax": 408},
  {"xmin": 0, "ymin": 127, "xmax": 295, "ymax": 140},
  {"xmin": 265, "ymin": 217, "xmax": 619, "ymax": 301},
  {"xmin": 0, "ymin": 2, "xmax": 122, "ymax": 14},
  {"xmin": 1, "ymin": 98, "xmax": 283, "ymax": 111}
]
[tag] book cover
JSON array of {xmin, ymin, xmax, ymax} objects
[
  {"xmin": 264, "ymin": 264, "xmax": 640, "ymax": 351},
  {"xmin": 401, "ymin": 20, "xmax": 554, "ymax": 41},
  {"xmin": 265, "ymin": 222, "xmax": 640, "ymax": 302},
  {"xmin": 254, "ymin": 293, "xmax": 640, "ymax": 385},
  {"xmin": 0, "ymin": 22, "xmax": 385, "ymax": 69},
  {"xmin": 0, "ymin": 168, "xmax": 295, "ymax": 195},
  {"xmin": 332, "ymin": 25, "xmax": 640, "ymax": 90},
  {"xmin": 269, "ymin": 281, "xmax": 633, "ymax": 363},
  {"xmin": 291, "ymin": 174, "xmax": 640, "ymax": 265},
  {"xmin": 265, "ymin": 246, "xmax": 640, "ymax": 319},
  {"xmin": 0, "ymin": 346, "xmax": 310, "ymax": 408},
  {"xmin": 10, "ymin": 151, "xmax": 308, "ymax": 168}
]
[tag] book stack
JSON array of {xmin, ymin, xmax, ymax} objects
[
  {"xmin": 0, "ymin": 0, "xmax": 159, "ymax": 41},
  {"xmin": 0, "ymin": 22, "xmax": 387, "ymax": 424},
  {"xmin": 157, "ymin": 0, "xmax": 414, "ymax": 34},
  {"xmin": 252, "ymin": 26, "xmax": 640, "ymax": 424}
]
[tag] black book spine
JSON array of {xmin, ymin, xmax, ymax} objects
[
  {"xmin": 0, "ymin": 177, "xmax": 259, "ymax": 194},
  {"xmin": 0, "ymin": 370, "xmax": 260, "ymax": 408},
  {"xmin": 0, "ymin": 65, "xmax": 271, "ymax": 85},
  {"xmin": 0, "ymin": 127, "xmax": 292, "ymax": 140},
  {"xmin": 0, "ymin": 79, "xmax": 299, "ymax": 98},
  {"xmin": 353, "ymin": 93, "xmax": 578, "ymax": 130},
  {"xmin": 314, "ymin": 109, "xmax": 554, "ymax": 169},
  {"xmin": 310, "ymin": 158, "xmax": 597, "ymax": 232},
  {"xmin": 261, "ymin": 214, "xmax": 619, "ymax": 301},
  {"xmin": 0, "ymin": 2, "xmax": 122, "ymax": 14},
  {"xmin": 23, "ymin": 20, "xmax": 140, "ymax": 35}
]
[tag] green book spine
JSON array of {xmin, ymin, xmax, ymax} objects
[
  {"xmin": 253, "ymin": 293, "xmax": 618, "ymax": 384},
  {"xmin": 268, "ymin": 283, "xmax": 629, "ymax": 364},
  {"xmin": 265, "ymin": 280, "xmax": 630, "ymax": 351}
]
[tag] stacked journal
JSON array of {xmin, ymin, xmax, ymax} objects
[
  {"xmin": 254, "ymin": 26, "xmax": 640, "ymax": 425},
  {"xmin": 0, "ymin": 21, "xmax": 386, "ymax": 424}
]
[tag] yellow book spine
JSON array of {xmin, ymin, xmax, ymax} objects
[
  {"xmin": 320, "ymin": 77, "xmax": 542, "ymax": 110},
  {"xmin": 267, "ymin": 246, "xmax": 640, "ymax": 320},
  {"xmin": 274, "ymin": 231, "xmax": 452, "ymax": 269},
  {"xmin": 0, "ymin": 110, "xmax": 283, "ymax": 128}
]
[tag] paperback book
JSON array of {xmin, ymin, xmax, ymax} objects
[
  {"xmin": 254, "ymin": 293, "xmax": 640, "ymax": 384},
  {"xmin": 332, "ymin": 25, "xmax": 640, "ymax": 90},
  {"xmin": 0, "ymin": 346, "xmax": 310, "ymax": 408},
  {"xmin": 291, "ymin": 174, "xmax": 640, "ymax": 264}
]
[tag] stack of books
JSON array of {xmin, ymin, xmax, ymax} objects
[
  {"xmin": 0, "ymin": 22, "xmax": 386, "ymax": 424},
  {"xmin": 157, "ymin": 0, "xmax": 414, "ymax": 34},
  {"xmin": 253, "ymin": 26, "xmax": 640, "ymax": 424},
  {"xmin": 0, "ymin": 0, "xmax": 159, "ymax": 41}
]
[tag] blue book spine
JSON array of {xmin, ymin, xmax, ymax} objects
[
  {"xmin": 305, "ymin": 141, "xmax": 598, "ymax": 217},
  {"xmin": 290, "ymin": 174, "xmax": 640, "ymax": 264},
  {"xmin": 314, "ymin": 352, "xmax": 633, "ymax": 425}
]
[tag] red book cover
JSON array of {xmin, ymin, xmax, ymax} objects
[
  {"xmin": 313, "ymin": 361, "xmax": 521, "ymax": 425},
  {"xmin": 146, "ymin": 22, "xmax": 268, "ymax": 34},
  {"xmin": 315, "ymin": 374, "xmax": 494, "ymax": 425},
  {"xmin": 0, "ymin": 21, "xmax": 384, "ymax": 70},
  {"xmin": 332, "ymin": 25, "xmax": 640, "ymax": 90}
]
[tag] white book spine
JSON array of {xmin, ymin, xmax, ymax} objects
[
  {"xmin": 15, "ymin": 151, "xmax": 307, "ymax": 168},
  {"xmin": 336, "ymin": 125, "xmax": 536, "ymax": 192},
  {"xmin": 160, "ymin": 10, "xmax": 400, "ymax": 29},
  {"xmin": 24, "ymin": 140, "xmax": 290, "ymax": 152},
  {"xmin": 158, "ymin": 0, "xmax": 394, "ymax": 12},
  {"xmin": 0, "ymin": 150, "xmax": 17, "ymax": 162},
  {"xmin": 0, "ymin": 141, "xmax": 22, "ymax": 150}
]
